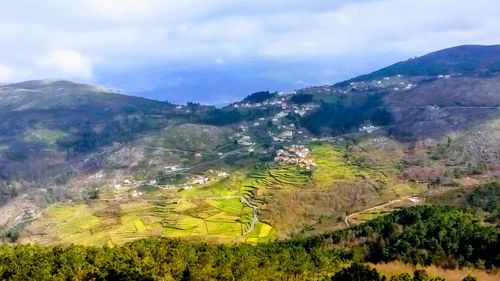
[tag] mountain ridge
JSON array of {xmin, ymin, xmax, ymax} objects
[{"xmin": 335, "ymin": 44, "xmax": 500, "ymax": 87}]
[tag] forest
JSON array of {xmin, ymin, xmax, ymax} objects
[{"xmin": 301, "ymin": 93, "xmax": 393, "ymax": 135}]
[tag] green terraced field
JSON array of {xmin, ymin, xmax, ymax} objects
[
  {"xmin": 310, "ymin": 143, "xmax": 393, "ymax": 187},
  {"xmin": 22, "ymin": 142, "xmax": 407, "ymax": 246},
  {"xmin": 22, "ymin": 166, "xmax": 279, "ymax": 246}
]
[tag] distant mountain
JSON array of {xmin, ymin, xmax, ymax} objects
[
  {"xmin": 0, "ymin": 80, "xmax": 190, "ymax": 203},
  {"xmin": 336, "ymin": 45, "xmax": 500, "ymax": 86},
  {"xmin": 0, "ymin": 79, "xmax": 171, "ymax": 112}
]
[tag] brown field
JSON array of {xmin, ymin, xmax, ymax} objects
[{"xmin": 370, "ymin": 262, "xmax": 500, "ymax": 281}]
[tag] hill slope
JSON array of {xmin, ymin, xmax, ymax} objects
[{"xmin": 336, "ymin": 45, "xmax": 500, "ymax": 86}]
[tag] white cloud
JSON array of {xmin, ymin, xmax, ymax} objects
[
  {"xmin": 0, "ymin": 64, "xmax": 14, "ymax": 82},
  {"xmin": 0, "ymin": 0, "xmax": 499, "ymax": 91},
  {"xmin": 83, "ymin": 0, "xmax": 155, "ymax": 22},
  {"xmin": 37, "ymin": 49, "xmax": 94, "ymax": 79}
]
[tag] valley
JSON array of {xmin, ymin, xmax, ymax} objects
[{"xmin": 0, "ymin": 44, "xmax": 499, "ymax": 280}]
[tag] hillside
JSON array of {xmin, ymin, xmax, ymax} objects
[
  {"xmin": 0, "ymin": 46, "xmax": 499, "ymax": 252},
  {"xmin": 0, "ymin": 80, "xmax": 177, "ymax": 180},
  {"xmin": 336, "ymin": 45, "xmax": 500, "ymax": 86}
]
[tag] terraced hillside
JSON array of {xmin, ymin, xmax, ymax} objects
[{"xmin": 19, "ymin": 141, "xmax": 418, "ymax": 245}]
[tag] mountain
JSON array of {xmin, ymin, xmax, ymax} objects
[
  {"xmin": 0, "ymin": 79, "xmax": 194, "ymax": 206},
  {"xmin": 336, "ymin": 44, "xmax": 500, "ymax": 86},
  {"xmin": 0, "ymin": 46, "xmax": 499, "ymax": 250}
]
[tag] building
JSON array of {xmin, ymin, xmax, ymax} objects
[
  {"xmin": 359, "ymin": 125, "xmax": 379, "ymax": 134},
  {"xmin": 280, "ymin": 130, "xmax": 293, "ymax": 138},
  {"xmin": 274, "ymin": 145, "xmax": 316, "ymax": 170}
]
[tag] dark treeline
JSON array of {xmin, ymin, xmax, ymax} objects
[
  {"xmin": 290, "ymin": 93, "xmax": 314, "ymax": 104},
  {"xmin": 301, "ymin": 93, "xmax": 393, "ymax": 135},
  {"xmin": 0, "ymin": 206, "xmax": 497, "ymax": 280},
  {"xmin": 465, "ymin": 182, "xmax": 500, "ymax": 215},
  {"xmin": 243, "ymin": 91, "xmax": 277, "ymax": 103},
  {"xmin": 200, "ymin": 107, "xmax": 279, "ymax": 126}
]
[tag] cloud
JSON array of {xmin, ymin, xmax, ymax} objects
[
  {"xmin": 37, "ymin": 49, "xmax": 94, "ymax": 79},
  {"xmin": 0, "ymin": 0, "xmax": 499, "ymax": 101},
  {"xmin": 0, "ymin": 64, "xmax": 14, "ymax": 82},
  {"xmin": 83, "ymin": 0, "xmax": 155, "ymax": 22}
]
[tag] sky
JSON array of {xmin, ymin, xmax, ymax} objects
[{"xmin": 1, "ymin": 0, "xmax": 499, "ymax": 104}]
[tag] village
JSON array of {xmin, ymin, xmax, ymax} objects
[
  {"xmin": 107, "ymin": 82, "xmax": 402, "ymax": 200},
  {"xmin": 274, "ymin": 145, "xmax": 317, "ymax": 170}
]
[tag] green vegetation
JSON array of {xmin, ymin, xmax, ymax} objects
[
  {"xmin": 25, "ymin": 165, "xmax": 302, "ymax": 246},
  {"xmin": 310, "ymin": 142, "xmax": 393, "ymax": 186},
  {"xmin": 310, "ymin": 143, "xmax": 360, "ymax": 184},
  {"xmin": 243, "ymin": 91, "xmax": 276, "ymax": 103},
  {"xmin": 200, "ymin": 106, "xmax": 277, "ymax": 126},
  {"xmin": 330, "ymin": 206, "xmax": 500, "ymax": 269},
  {"xmin": 26, "ymin": 195, "xmax": 267, "ymax": 245},
  {"xmin": 465, "ymin": 182, "xmax": 500, "ymax": 215},
  {"xmin": 336, "ymin": 45, "xmax": 500, "ymax": 86},
  {"xmin": 290, "ymin": 93, "xmax": 313, "ymax": 104},
  {"xmin": 427, "ymin": 182, "xmax": 500, "ymax": 221},
  {"xmin": 301, "ymin": 93, "xmax": 393, "ymax": 135},
  {"xmin": 23, "ymin": 127, "xmax": 66, "ymax": 147}
]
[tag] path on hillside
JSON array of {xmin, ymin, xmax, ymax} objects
[
  {"xmin": 240, "ymin": 197, "xmax": 259, "ymax": 235},
  {"xmin": 344, "ymin": 196, "xmax": 418, "ymax": 227},
  {"xmin": 142, "ymin": 145, "xmax": 258, "ymax": 175}
]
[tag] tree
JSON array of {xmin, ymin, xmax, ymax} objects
[
  {"xmin": 331, "ymin": 263, "xmax": 385, "ymax": 281},
  {"xmin": 73, "ymin": 126, "xmax": 97, "ymax": 153},
  {"xmin": 290, "ymin": 94, "xmax": 313, "ymax": 104},
  {"xmin": 243, "ymin": 91, "xmax": 275, "ymax": 103}
]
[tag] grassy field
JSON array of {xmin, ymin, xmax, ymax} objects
[
  {"xmin": 309, "ymin": 142, "xmax": 395, "ymax": 187},
  {"xmin": 23, "ymin": 127, "xmax": 67, "ymax": 147}
]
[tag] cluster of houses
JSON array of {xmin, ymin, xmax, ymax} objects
[
  {"xmin": 358, "ymin": 125, "xmax": 379, "ymax": 134},
  {"xmin": 348, "ymin": 75, "xmax": 419, "ymax": 92},
  {"xmin": 274, "ymin": 145, "xmax": 317, "ymax": 170},
  {"xmin": 233, "ymin": 98, "xmax": 286, "ymax": 109},
  {"xmin": 437, "ymin": 74, "xmax": 452, "ymax": 79},
  {"xmin": 113, "ymin": 178, "xmax": 134, "ymax": 190},
  {"xmin": 188, "ymin": 175, "xmax": 209, "ymax": 185},
  {"xmin": 237, "ymin": 133, "xmax": 255, "ymax": 146},
  {"xmin": 164, "ymin": 169, "xmax": 229, "ymax": 191},
  {"xmin": 232, "ymin": 94, "xmax": 317, "ymax": 116}
]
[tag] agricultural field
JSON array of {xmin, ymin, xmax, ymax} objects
[
  {"xmin": 309, "ymin": 142, "xmax": 398, "ymax": 187},
  {"xmin": 20, "ymin": 164, "xmax": 295, "ymax": 246},
  {"xmin": 21, "ymin": 194, "xmax": 270, "ymax": 246},
  {"xmin": 257, "ymin": 142, "xmax": 427, "ymax": 236},
  {"xmin": 20, "ymin": 141, "xmax": 424, "ymax": 245}
]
